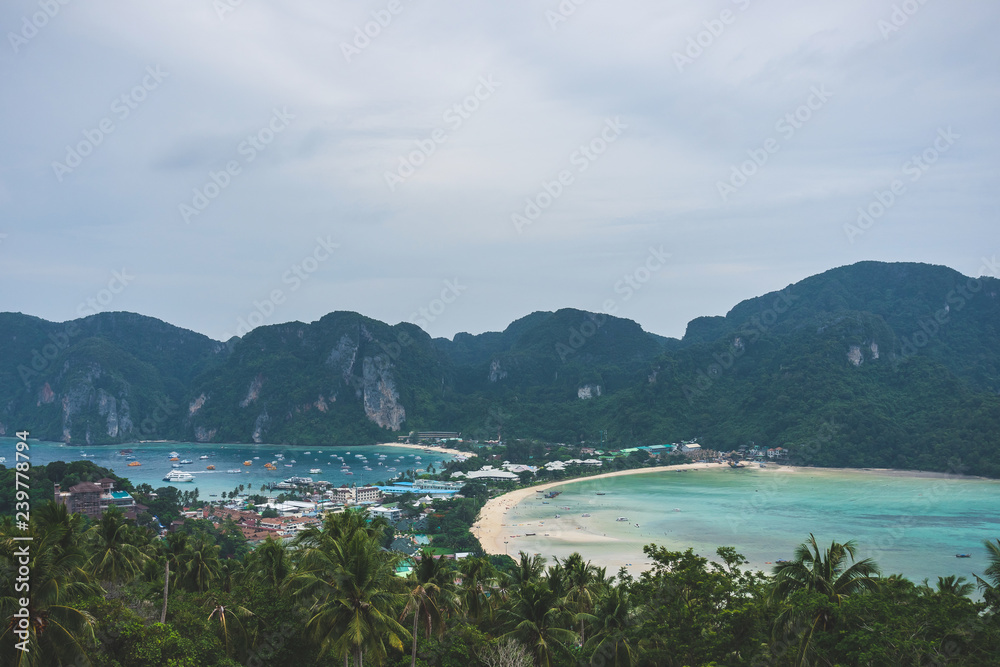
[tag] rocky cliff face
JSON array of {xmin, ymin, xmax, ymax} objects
[{"xmin": 362, "ymin": 356, "xmax": 405, "ymax": 430}]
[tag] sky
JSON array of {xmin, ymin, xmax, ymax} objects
[{"xmin": 0, "ymin": 0, "xmax": 997, "ymax": 342}]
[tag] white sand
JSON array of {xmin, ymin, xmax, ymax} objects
[
  {"xmin": 471, "ymin": 462, "xmax": 726, "ymax": 557},
  {"xmin": 373, "ymin": 442, "xmax": 474, "ymax": 459}
]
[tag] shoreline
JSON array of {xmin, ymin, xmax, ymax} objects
[
  {"xmin": 470, "ymin": 462, "xmax": 994, "ymax": 562},
  {"xmin": 373, "ymin": 441, "xmax": 473, "ymax": 459}
]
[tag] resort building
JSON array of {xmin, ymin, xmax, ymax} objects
[{"xmin": 53, "ymin": 478, "xmax": 137, "ymax": 519}]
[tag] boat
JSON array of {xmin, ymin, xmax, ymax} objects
[
  {"xmin": 387, "ymin": 467, "xmax": 396, "ymax": 471},
  {"xmin": 168, "ymin": 451, "xmax": 180, "ymax": 458},
  {"xmin": 525, "ymin": 532, "xmax": 536, "ymax": 536},
  {"xmin": 200, "ymin": 455, "xmax": 210, "ymax": 459},
  {"xmin": 179, "ymin": 459, "xmax": 193, "ymax": 464},
  {"xmin": 956, "ymin": 554, "xmax": 972, "ymax": 558},
  {"xmin": 284, "ymin": 464, "xmax": 293, "ymax": 467},
  {"xmin": 345, "ymin": 471, "xmax": 354, "ymax": 475},
  {"xmin": 310, "ymin": 468, "xmax": 322, "ymax": 474},
  {"xmin": 616, "ymin": 517, "xmax": 629, "ymax": 522},
  {"xmin": 595, "ymin": 492, "xmax": 606, "ymax": 496},
  {"xmin": 119, "ymin": 449, "xmax": 133, "ymax": 455},
  {"xmin": 226, "ymin": 469, "xmax": 243, "ymax": 474},
  {"xmin": 554, "ymin": 514, "xmax": 561, "ymax": 518},
  {"xmin": 172, "ymin": 463, "xmax": 181, "ymax": 468},
  {"xmin": 209, "ymin": 493, "xmax": 218, "ymax": 497},
  {"xmin": 253, "ymin": 456, "xmax": 260, "ymax": 460},
  {"xmin": 127, "ymin": 461, "xmax": 141, "ymax": 467},
  {"xmin": 206, "ymin": 465, "xmax": 215, "ymax": 470},
  {"xmin": 163, "ymin": 470, "xmax": 195, "ymax": 483},
  {"xmin": 304, "ymin": 451, "xmax": 311, "ymax": 455},
  {"xmin": 169, "ymin": 457, "xmax": 180, "ymax": 461},
  {"xmin": 264, "ymin": 463, "xmax": 277, "ymax": 470},
  {"xmin": 581, "ymin": 513, "xmax": 591, "ymax": 517},
  {"xmin": 243, "ymin": 461, "xmax": 252, "ymax": 466}
]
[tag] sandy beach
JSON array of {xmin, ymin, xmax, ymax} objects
[
  {"xmin": 471, "ymin": 461, "xmax": 729, "ymax": 557},
  {"xmin": 374, "ymin": 441, "xmax": 474, "ymax": 459}
]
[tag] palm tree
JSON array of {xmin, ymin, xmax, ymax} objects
[
  {"xmin": 246, "ymin": 536, "xmax": 291, "ymax": 590},
  {"xmin": 88, "ymin": 506, "xmax": 148, "ymax": 586},
  {"xmin": 557, "ymin": 552, "xmax": 604, "ymax": 645},
  {"xmin": 182, "ymin": 537, "xmax": 222, "ymax": 593},
  {"xmin": 973, "ymin": 537, "xmax": 1000, "ymax": 609},
  {"xmin": 583, "ymin": 587, "xmax": 638, "ymax": 667},
  {"xmin": 499, "ymin": 580, "xmax": 577, "ymax": 667},
  {"xmin": 289, "ymin": 530, "xmax": 409, "ymax": 666},
  {"xmin": 770, "ymin": 534, "xmax": 880, "ymax": 667},
  {"xmin": 0, "ymin": 501, "xmax": 102, "ymax": 667},
  {"xmin": 458, "ymin": 556, "xmax": 497, "ymax": 624},
  {"xmin": 207, "ymin": 600, "xmax": 255, "ymax": 659},
  {"xmin": 935, "ymin": 575, "xmax": 976, "ymax": 597},
  {"xmin": 400, "ymin": 552, "xmax": 458, "ymax": 667},
  {"xmin": 510, "ymin": 552, "xmax": 547, "ymax": 587}
]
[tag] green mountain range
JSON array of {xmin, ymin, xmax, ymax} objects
[{"xmin": 3, "ymin": 261, "xmax": 998, "ymax": 476}]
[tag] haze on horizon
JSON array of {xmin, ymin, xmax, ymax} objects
[{"xmin": 0, "ymin": 0, "xmax": 997, "ymax": 342}]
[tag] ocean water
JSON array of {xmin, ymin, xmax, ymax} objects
[
  {"xmin": 504, "ymin": 466, "xmax": 1000, "ymax": 585},
  {"xmin": 0, "ymin": 438, "xmax": 454, "ymax": 498}
]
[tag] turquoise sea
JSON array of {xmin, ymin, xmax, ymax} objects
[
  {"xmin": 504, "ymin": 466, "xmax": 1000, "ymax": 586},
  {"xmin": 0, "ymin": 438, "xmax": 454, "ymax": 498}
]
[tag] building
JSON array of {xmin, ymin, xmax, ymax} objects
[
  {"xmin": 54, "ymin": 478, "xmax": 136, "ymax": 519},
  {"xmin": 355, "ymin": 486, "xmax": 381, "ymax": 504},
  {"xmin": 367, "ymin": 505, "xmax": 403, "ymax": 522}
]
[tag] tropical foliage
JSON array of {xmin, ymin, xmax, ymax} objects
[{"xmin": 2, "ymin": 503, "xmax": 999, "ymax": 666}]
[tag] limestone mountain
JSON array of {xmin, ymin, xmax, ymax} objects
[{"xmin": 1, "ymin": 261, "xmax": 998, "ymax": 476}]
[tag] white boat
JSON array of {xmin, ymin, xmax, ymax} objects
[
  {"xmin": 226, "ymin": 469, "xmax": 243, "ymax": 474},
  {"xmin": 163, "ymin": 470, "xmax": 195, "ymax": 483},
  {"xmin": 310, "ymin": 468, "xmax": 322, "ymax": 474},
  {"xmin": 200, "ymin": 455, "xmax": 209, "ymax": 459},
  {"xmin": 168, "ymin": 451, "xmax": 180, "ymax": 458},
  {"xmin": 179, "ymin": 459, "xmax": 194, "ymax": 464}
]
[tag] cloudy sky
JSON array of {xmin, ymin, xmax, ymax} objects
[{"xmin": 1, "ymin": 0, "xmax": 997, "ymax": 342}]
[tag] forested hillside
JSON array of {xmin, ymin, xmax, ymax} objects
[{"xmin": 2, "ymin": 261, "xmax": 998, "ymax": 476}]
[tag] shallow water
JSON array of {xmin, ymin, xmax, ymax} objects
[{"xmin": 504, "ymin": 466, "xmax": 1000, "ymax": 585}]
